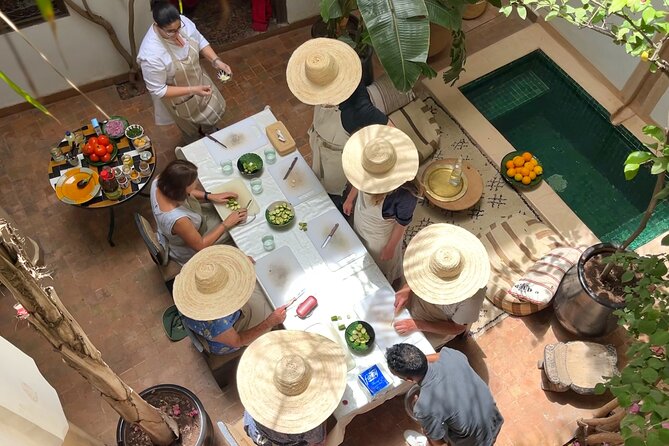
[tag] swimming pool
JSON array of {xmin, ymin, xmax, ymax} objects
[{"xmin": 460, "ymin": 50, "xmax": 668, "ymax": 249}]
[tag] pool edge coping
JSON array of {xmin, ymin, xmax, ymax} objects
[{"xmin": 422, "ymin": 23, "xmax": 668, "ymax": 256}]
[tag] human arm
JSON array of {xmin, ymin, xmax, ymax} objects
[
  {"xmin": 191, "ymin": 189, "xmax": 238, "ymax": 203},
  {"xmin": 139, "ymin": 58, "xmax": 213, "ymax": 98},
  {"xmin": 343, "ymin": 186, "xmax": 358, "ymax": 216},
  {"xmin": 394, "ymin": 283, "xmax": 412, "ymax": 315},
  {"xmin": 211, "ymin": 306, "xmax": 287, "ymax": 348},
  {"xmin": 394, "ymin": 318, "xmax": 467, "ymax": 336},
  {"xmin": 200, "ymin": 45, "xmax": 232, "ymax": 75},
  {"xmin": 171, "ymin": 211, "xmax": 247, "ymax": 251},
  {"xmin": 380, "ymin": 222, "xmax": 407, "ymax": 261}
]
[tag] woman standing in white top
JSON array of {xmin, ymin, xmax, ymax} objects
[{"xmin": 137, "ymin": 0, "xmax": 231, "ymax": 139}]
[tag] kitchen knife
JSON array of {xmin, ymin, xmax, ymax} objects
[
  {"xmin": 321, "ymin": 223, "xmax": 339, "ymax": 249},
  {"xmin": 283, "ymin": 156, "xmax": 298, "ymax": 180},
  {"xmin": 205, "ymin": 133, "xmax": 228, "ymax": 149}
]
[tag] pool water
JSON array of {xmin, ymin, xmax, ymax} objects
[{"xmin": 461, "ymin": 50, "xmax": 668, "ymax": 249}]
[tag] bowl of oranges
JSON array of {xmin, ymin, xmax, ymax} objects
[{"xmin": 501, "ymin": 151, "xmax": 543, "ymax": 189}]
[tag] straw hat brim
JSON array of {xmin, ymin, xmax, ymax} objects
[
  {"xmin": 173, "ymin": 245, "xmax": 256, "ymax": 321},
  {"xmin": 404, "ymin": 224, "xmax": 491, "ymax": 305},
  {"xmin": 286, "ymin": 38, "xmax": 362, "ymax": 106},
  {"xmin": 342, "ymin": 125, "xmax": 419, "ymax": 194},
  {"xmin": 237, "ymin": 330, "xmax": 347, "ymax": 434}
]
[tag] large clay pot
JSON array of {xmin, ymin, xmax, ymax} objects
[
  {"xmin": 553, "ymin": 243, "xmax": 625, "ymax": 338},
  {"xmin": 116, "ymin": 384, "xmax": 213, "ymax": 446},
  {"xmin": 428, "ymin": 23, "xmax": 453, "ymax": 58},
  {"xmin": 463, "ymin": 1, "xmax": 488, "ymax": 20}
]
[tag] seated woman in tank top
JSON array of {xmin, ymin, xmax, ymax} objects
[{"xmin": 150, "ymin": 160, "xmax": 247, "ymax": 265}]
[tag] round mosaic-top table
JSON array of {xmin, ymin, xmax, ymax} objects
[{"xmin": 48, "ymin": 124, "xmax": 157, "ymax": 246}]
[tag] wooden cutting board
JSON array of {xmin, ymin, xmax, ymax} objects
[
  {"xmin": 254, "ymin": 246, "xmax": 306, "ymax": 308},
  {"xmin": 266, "ymin": 155, "xmax": 324, "ymax": 205},
  {"xmin": 210, "ymin": 179, "xmax": 260, "ymax": 224},
  {"xmin": 305, "ymin": 209, "xmax": 366, "ymax": 271},
  {"xmin": 265, "ymin": 121, "xmax": 296, "ymax": 156}
]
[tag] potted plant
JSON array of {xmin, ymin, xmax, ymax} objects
[
  {"xmin": 316, "ymin": 0, "xmax": 502, "ymax": 93},
  {"xmin": 502, "ymin": 0, "xmax": 669, "ymax": 337},
  {"xmin": 0, "ymin": 220, "xmax": 212, "ymax": 446}
]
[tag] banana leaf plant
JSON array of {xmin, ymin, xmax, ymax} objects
[{"xmin": 320, "ymin": 0, "xmax": 502, "ymax": 92}]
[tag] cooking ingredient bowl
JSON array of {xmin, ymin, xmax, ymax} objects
[
  {"xmin": 345, "ymin": 321, "xmax": 375, "ymax": 354},
  {"xmin": 237, "ymin": 153, "xmax": 263, "ymax": 177}
]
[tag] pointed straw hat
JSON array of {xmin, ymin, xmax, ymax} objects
[
  {"xmin": 404, "ymin": 224, "xmax": 490, "ymax": 305},
  {"xmin": 342, "ymin": 124, "xmax": 419, "ymax": 194},
  {"xmin": 173, "ymin": 245, "xmax": 256, "ymax": 321},
  {"xmin": 237, "ymin": 330, "xmax": 347, "ymax": 434},
  {"xmin": 286, "ymin": 37, "xmax": 362, "ymax": 105}
]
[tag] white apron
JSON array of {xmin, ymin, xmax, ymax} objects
[
  {"xmin": 353, "ymin": 193, "xmax": 403, "ymax": 283},
  {"xmin": 158, "ymin": 31, "xmax": 226, "ymax": 138},
  {"xmin": 308, "ymin": 105, "xmax": 350, "ymax": 196}
]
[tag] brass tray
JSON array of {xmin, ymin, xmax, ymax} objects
[{"xmin": 423, "ymin": 162, "xmax": 469, "ymax": 203}]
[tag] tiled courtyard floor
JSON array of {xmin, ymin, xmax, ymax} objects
[{"xmin": 0, "ymin": 11, "xmax": 628, "ymax": 446}]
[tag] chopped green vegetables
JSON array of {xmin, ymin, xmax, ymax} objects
[
  {"xmin": 125, "ymin": 126, "xmax": 143, "ymax": 138},
  {"xmin": 349, "ymin": 323, "xmax": 370, "ymax": 347},
  {"xmin": 338, "ymin": 324, "xmax": 346, "ymax": 331},
  {"xmin": 267, "ymin": 203, "xmax": 294, "ymax": 225},
  {"xmin": 298, "ymin": 222, "xmax": 308, "ymax": 231},
  {"xmin": 331, "ymin": 315, "xmax": 342, "ymax": 321},
  {"xmin": 242, "ymin": 161, "xmax": 259, "ymax": 174},
  {"xmin": 225, "ymin": 198, "xmax": 240, "ymax": 210}
]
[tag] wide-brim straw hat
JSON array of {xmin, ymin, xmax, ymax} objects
[
  {"xmin": 237, "ymin": 330, "xmax": 347, "ymax": 434},
  {"xmin": 342, "ymin": 124, "xmax": 419, "ymax": 194},
  {"xmin": 404, "ymin": 223, "xmax": 490, "ymax": 305},
  {"xmin": 173, "ymin": 245, "xmax": 256, "ymax": 321},
  {"xmin": 286, "ymin": 37, "xmax": 362, "ymax": 106}
]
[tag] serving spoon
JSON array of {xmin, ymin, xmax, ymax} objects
[{"xmin": 77, "ymin": 173, "xmax": 93, "ymax": 189}]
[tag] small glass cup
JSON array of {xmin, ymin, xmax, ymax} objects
[
  {"xmin": 129, "ymin": 168, "xmax": 141, "ymax": 184},
  {"xmin": 122, "ymin": 165, "xmax": 132, "ymax": 179},
  {"xmin": 250, "ymin": 178, "xmax": 263, "ymax": 195},
  {"xmin": 73, "ymin": 131, "xmax": 86, "ymax": 148},
  {"xmin": 139, "ymin": 150, "xmax": 152, "ymax": 162},
  {"xmin": 138, "ymin": 161, "xmax": 151, "ymax": 178},
  {"xmin": 264, "ymin": 148, "xmax": 277, "ymax": 164},
  {"xmin": 262, "ymin": 235, "xmax": 275, "ymax": 251},
  {"xmin": 66, "ymin": 153, "xmax": 80, "ymax": 167},
  {"xmin": 50, "ymin": 146, "xmax": 65, "ymax": 162},
  {"xmin": 221, "ymin": 160, "xmax": 233, "ymax": 175},
  {"xmin": 117, "ymin": 174, "xmax": 130, "ymax": 189},
  {"xmin": 112, "ymin": 166, "xmax": 124, "ymax": 178},
  {"xmin": 122, "ymin": 154, "xmax": 133, "ymax": 170}
]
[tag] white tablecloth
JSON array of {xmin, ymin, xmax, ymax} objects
[{"xmin": 181, "ymin": 107, "xmax": 434, "ymax": 446}]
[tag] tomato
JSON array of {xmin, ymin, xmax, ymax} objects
[
  {"xmin": 105, "ymin": 144, "xmax": 114, "ymax": 154},
  {"xmin": 89, "ymin": 153, "xmax": 100, "ymax": 162},
  {"xmin": 97, "ymin": 135, "xmax": 110, "ymax": 146},
  {"xmin": 81, "ymin": 145, "xmax": 90, "ymax": 155},
  {"xmin": 101, "ymin": 153, "xmax": 111, "ymax": 163},
  {"xmin": 84, "ymin": 143, "xmax": 94, "ymax": 154},
  {"xmin": 88, "ymin": 137, "xmax": 98, "ymax": 146},
  {"xmin": 94, "ymin": 145, "xmax": 107, "ymax": 157}
]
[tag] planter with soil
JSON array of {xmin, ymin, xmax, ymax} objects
[
  {"xmin": 553, "ymin": 243, "xmax": 627, "ymax": 338},
  {"xmin": 116, "ymin": 384, "xmax": 213, "ymax": 446}
]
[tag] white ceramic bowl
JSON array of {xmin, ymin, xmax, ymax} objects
[{"xmin": 124, "ymin": 124, "xmax": 144, "ymax": 140}]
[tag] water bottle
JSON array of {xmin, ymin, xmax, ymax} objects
[
  {"xmin": 99, "ymin": 167, "xmax": 122, "ymax": 200},
  {"xmin": 449, "ymin": 156, "xmax": 463, "ymax": 187}
]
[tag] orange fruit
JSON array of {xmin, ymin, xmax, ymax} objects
[
  {"xmin": 513, "ymin": 156, "xmax": 525, "ymax": 167},
  {"xmin": 522, "ymin": 152, "xmax": 533, "ymax": 161},
  {"xmin": 524, "ymin": 162, "xmax": 533, "ymax": 169},
  {"xmin": 520, "ymin": 167, "xmax": 530, "ymax": 177},
  {"xmin": 529, "ymin": 171, "xmax": 537, "ymax": 180},
  {"xmin": 514, "ymin": 173, "xmax": 523, "ymax": 182},
  {"xmin": 506, "ymin": 168, "xmax": 516, "ymax": 177},
  {"xmin": 529, "ymin": 158, "xmax": 538, "ymax": 166},
  {"xmin": 533, "ymin": 165, "xmax": 543, "ymax": 175},
  {"xmin": 522, "ymin": 176, "xmax": 531, "ymax": 185},
  {"xmin": 505, "ymin": 160, "xmax": 515, "ymax": 169}
]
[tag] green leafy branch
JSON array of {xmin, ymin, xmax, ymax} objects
[{"xmin": 595, "ymin": 252, "xmax": 669, "ymax": 446}]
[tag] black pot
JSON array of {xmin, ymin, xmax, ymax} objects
[
  {"xmin": 116, "ymin": 384, "xmax": 213, "ymax": 446},
  {"xmin": 553, "ymin": 243, "xmax": 626, "ymax": 338},
  {"xmin": 310, "ymin": 16, "xmax": 375, "ymax": 87}
]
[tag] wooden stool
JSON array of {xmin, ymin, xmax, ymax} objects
[{"xmin": 538, "ymin": 341, "xmax": 618, "ymax": 394}]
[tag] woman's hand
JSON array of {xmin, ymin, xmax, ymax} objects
[
  {"xmin": 208, "ymin": 192, "xmax": 237, "ymax": 203},
  {"xmin": 223, "ymin": 209, "xmax": 248, "ymax": 227},
  {"xmin": 343, "ymin": 199, "xmax": 354, "ymax": 216},
  {"xmin": 267, "ymin": 305, "xmax": 287, "ymax": 326},
  {"xmin": 213, "ymin": 59, "xmax": 232, "ymax": 76},
  {"xmin": 380, "ymin": 243, "xmax": 395, "ymax": 261},
  {"xmin": 192, "ymin": 85, "xmax": 212, "ymax": 97}
]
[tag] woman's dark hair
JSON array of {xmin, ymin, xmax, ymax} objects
[
  {"xmin": 150, "ymin": 0, "xmax": 180, "ymax": 27},
  {"xmin": 386, "ymin": 344, "xmax": 428, "ymax": 379},
  {"xmin": 158, "ymin": 160, "xmax": 198, "ymax": 202}
]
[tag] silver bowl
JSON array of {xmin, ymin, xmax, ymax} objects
[{"xmin": 404, "ymin": 384, "xmax": 420, "ymax": 422}]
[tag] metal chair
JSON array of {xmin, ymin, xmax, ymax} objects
[{"xmin": 133, "ymin": 213, "xmax": 182, "ymax": 291}]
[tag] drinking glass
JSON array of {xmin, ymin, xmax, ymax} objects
[
  {"xmin": 221, "ymin": 160, "xmax": 233, "ymax": 175},
  {"xmin": 122, "ymin": 154, "xmax": 133, "ymax": 170},
  {"xmin": 67, "ymin": 153, "xmax": 80, "ymax": 167},
  {"xmin": 122, "ymin": 165, "xmax": 132, "ymax": 179},
  {"xmin": 50, "ymin": 146, "xmax": 65, "ymax": 162},
  {"xmin": 138, "ymin": 161, "xmax": 151, "ymax": 178},
  {"xmin": 264, "ymin": 148, "xmax": 277, "ymax": 164},
  {"xmin": 262, "ymin": 235, "xmax": 275, "ymax": 251},
  {"xmin": 250, "ymin": 178, "xmax": 263, "ymax": 195},
  {"xmin": 129, "ymin": 168, "xmax": 141, "ymax": 184},
  {"xmin": 117, "ymin": 174, "xmax": 130, "ymax": 189}
]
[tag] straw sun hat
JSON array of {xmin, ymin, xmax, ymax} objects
[
  {"xmin": 286, "ymin": 37, "xmax": 362, "ymax": 105},
  {"xmin": 173, "ymin": 245, "xmax": 256, "ymax": 321},
  {"xmin": 404, "ymin": 224, "xmax": 491, "ymax": 305},
  {"xmin": 342, "ymin": 124, "xmax": 419, "ymax": 194},
  {"xmin": 237, "ymin": 330, "xmax": 347, "ymax": 434}
]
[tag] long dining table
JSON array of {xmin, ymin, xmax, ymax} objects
[{"xmin": 180, "ymin": 107, "xmax": 434, "ymax": 445}]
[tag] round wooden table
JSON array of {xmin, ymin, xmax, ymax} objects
[{"xmin": 421, "ymin": 158, "xmax": 483, "ymax": 211}]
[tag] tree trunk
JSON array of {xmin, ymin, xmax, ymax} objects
[{"xmin": 0, "ymin": 220, "xmax": 178, "ymax": 445}]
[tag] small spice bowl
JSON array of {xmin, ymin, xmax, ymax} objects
[{"xmin": 125, "ymin": 124, "xmax": 144, "ymax": 140}]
